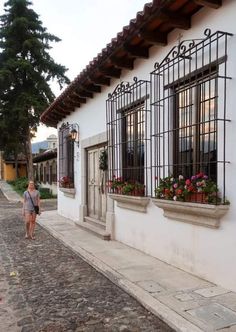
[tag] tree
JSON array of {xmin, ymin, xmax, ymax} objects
[{"xmin": 0, "ymin": 0, "xmax": 70, "ymax": 180}]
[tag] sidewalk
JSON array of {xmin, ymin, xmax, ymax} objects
[
  {"xmin": 0, "ymin": 180, "xmax": 22, "ymax": 202},
  {"xmin": 1, "ymin": 181, "xmax": 236, "ymax": 332}
]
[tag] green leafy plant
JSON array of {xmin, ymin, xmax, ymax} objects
[
  {"xmin": 155, "ymin": 173, "xmax": 224, "ymax": 204},
  {"xmin": 99, "ymin": 150, "xmax": 108, "ymax": 171},
  {"xmin": 7, "ymin": 177, "xmax": 28, "ymax": 195},
  {"xmin": 121, "ymin": 182, "xmax": 135, "ymax": 195},
  {"xmin": 107, "ymin": 176, "xmax": 145, "ymax": 196}
]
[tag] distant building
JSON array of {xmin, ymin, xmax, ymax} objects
[
  {"xmin": 32, "ymin": 134, "xmax": 57, "ymax": 154},
  {"xmin": 33, "ymin": 148, "xmax": 57, "ymax": 195},
  {"xmin": 0, "ymin": 152, "xmax": 27, "ymax": 181},
  {"xmin": 33, "ymin": 135, "xmax": 58, "ymax": 195}
]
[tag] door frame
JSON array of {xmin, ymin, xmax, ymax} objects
[
  {"xmin": 79, "ymin": 132, "xmax": 113, "ymax": 217},
  {"xmin": 79, "ymin": 131, "xmax": 115, "ymax": 238},
  {"xmin": 86, "ymin": 143, "xmax": 107, "ymax": 221}
]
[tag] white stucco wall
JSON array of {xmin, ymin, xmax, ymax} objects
[
  {"xmin": 113, "ymin": 0, "xmax": 236, "ymax": 292},
  {"xmin": 57, "ymin": 0, "xmax": 236, "ymax": 291}
]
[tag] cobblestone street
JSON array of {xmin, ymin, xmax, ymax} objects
[{"xmin": 0, "ymin": 191, "xmax": 173, "ymax": 332}]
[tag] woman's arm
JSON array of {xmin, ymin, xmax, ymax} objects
[{"xmin": 37, "ymin": 192, "xmax": 41, "ymax": 215}]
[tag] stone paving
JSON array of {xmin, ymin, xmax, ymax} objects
[{"xmin": 0, "ymin": 191, "xmax": 173, "ymax": 332}]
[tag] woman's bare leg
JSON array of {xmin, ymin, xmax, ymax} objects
[
  {"xmin": 24, "ymin": 214, "xmax": 30, "ymax": 238},
  {"xmin": 29, "ymin": 213, "xmax": 36, "ymax": 239}
]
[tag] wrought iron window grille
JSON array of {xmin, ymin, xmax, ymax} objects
[
  {"xmin": 59, "ymin": 122, "xmax": 75, "ymax": 188},
  {"xmin": 106, "ymin": 78, "xmax": 151, "ymax": 196},
  {"xmin": 151, "ymin": 29, "xmax": 233, "ymax": 204}
]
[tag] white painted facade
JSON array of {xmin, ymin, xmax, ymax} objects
[{"xmin": 57, "ymin": 0, "xmax": 236, "ymax": 292}]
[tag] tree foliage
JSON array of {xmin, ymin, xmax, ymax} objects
[{"xmin": 0, "ymin": 0, "xmax": 70, "ymax": 178}]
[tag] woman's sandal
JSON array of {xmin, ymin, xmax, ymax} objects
[
  {"xmin": 25, "ymin": 235, "xmax": 29, "ymax": 239},
  {"xmin": 31, "ymin": 236, "xmax": 36, "ymax": 240}
]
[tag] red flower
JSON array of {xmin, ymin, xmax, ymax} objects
[
  {"xmin": 185, "ymin": 179, "xmax": 191, "ymax": 186},
  {"xmin": 188, "ymin": 185, "xmax": 195, "ymax": 192},
  {"xmin": 196, "ymin": 172, "xmax": 204, "ymax": 179},
  {"xmin": 176, "ymin": 189, "xmax": 182, "ymax": 195}
]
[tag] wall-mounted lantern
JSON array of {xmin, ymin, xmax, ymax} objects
[
  {"xmin": 59, "ymin": 122, "xmax": 80, "ymax": 148},
  {"xmin": 70, "ymin": 124, "xmax": 79, "ymax": 147}
]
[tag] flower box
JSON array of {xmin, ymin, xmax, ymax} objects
[
  {"xmin": 108, "ymin": 176, "xmax": 145, "ymax": 197},
  {"xmin": 155, "ymin": 172, "xmax": 223, "ymax": 205},
  {"xmin": 152, "ymin": 198, "xmax": 229, "ymax": 228},
  {"xmin": 185, "ymin": 192, "xmax": 206, "ymax": 203}
]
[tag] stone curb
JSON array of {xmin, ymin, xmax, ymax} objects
[{"xmin": 37, "ymin": 220, "xmax": 203, "ymax": 332}]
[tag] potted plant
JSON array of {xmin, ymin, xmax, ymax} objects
[
  {"xmin": 107, "ymin": 175, "xmax": 124, "ymax": 194},
  {"xmin": 155, "ymin": 173, "xmax": 221, "ymax": 204},
  {"xmin": 133, "ymin": 182, "xmax": 145, "ymax": 196},
  {"xmin": 121, "ymin": 182, "xmax": 135, "ymax": 195},
  {"xmin": 59, "ymin": 176, "xmax": 74, "ymax": 188},
  {"xmin": 107, "ymin": 177, "xmax": 145, "ymax": 196}
]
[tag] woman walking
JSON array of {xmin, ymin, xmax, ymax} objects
[{"xmin": 22, "ymin": 180, "xmax": 41, "ymax": 240}]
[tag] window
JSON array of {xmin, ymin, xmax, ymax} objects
[
  {"xmin": 43, "ymin": 166, "xmax": 46, "ymax": 183},
  {"xmin": 49, "ymin": 165, "xmax": 52, "ymax": 185},
  {"xmin": 52, "ymin": 160, "xmax": 57, "ymax": 183},
  {"xmin": 46, "ymin": 162, "xmax": 50, "ymax": 183},
  {"xmin": 151, "ymin": 30, "xmax": 232, "ymax": 202},
  {"xmin": 40, "ymin": 164, "xmax": 43, "ymax": 182},
  {"xmin": 121, "ymin": 104, "xmax": 145, "ymax": 184},
  {"xmin": 174, "ymin": 74, "xmax": 217, "ymax": 182},
  {"xmin": 106, "ymin": 79, "xmax": 151, "ymax": 196},
  {"xmin": 59, "ymin": 124, "xmax": 74, "ymax": 187}
]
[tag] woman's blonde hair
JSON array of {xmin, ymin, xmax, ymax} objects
[{"xmin": 27, "ymin": 180, "xmax": 35, "ymax": 189}]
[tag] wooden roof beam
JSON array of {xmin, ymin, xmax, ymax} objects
[
  {"xmin": 99, "ymin": 67, "xmax": 121, "ymax": 78},
  {"xmin": 76, "ymin": 89, "xmax": 93, "ymax": 98},
  {"xmin": 123, "ymin": 44, "xmax": 149, "ymax": 59},
  {"xmin": 89, "ymin": 76, "xmax": 110, "ymax": 86},
  {"xmin": 52, "ymin": 109, "xmax": 68, "ymax": 117},
  {"xmin": 139, "ymin": 30, "xmax": 167, "ymax": 46},
  {"xmin": 59, "ymin": 102, "xmax": 74, "ymax": 113},
  {"xmin": 84, "ymin": 84, "xmax": 101, "ymax": 93},
  {"xmin": 54, "ymin": 105, "xmax": 71, "ymax": 115},
  {"xmin": 48, "ymin": 112, "xmax": 63, "ymax": 122},
  {"xmin": 65, "ymin": 97, "xmax": 80, "ymax": 108},
  {"xmin": 109, "ymin": 56, "xmax": 134, "ymax": 70},
  {"xmin": 193, "ymin": 0, "xmax": 222, "ymax": 8},
  {"xmin": 159, "ymin": 10, "xmax": 191, "ymax": 30},
  {"xmin": 44, "ymin": 118, "xmax": 57, "ymax": 128},
  {"xmin": 70, "ymin": 93, "xmax": 87, "ymax": 104}
]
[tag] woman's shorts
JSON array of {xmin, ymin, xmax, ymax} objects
[{"xmin": 25, "ymin": 210, "xmax": 36, "ymax": 215}]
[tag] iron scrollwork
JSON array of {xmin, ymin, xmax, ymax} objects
[
  {"xmin": 154, "ymin": 28, "xmax": 212, "ymax": 70},
  {"xmin": 108, "ymin": 77, "xmax": 139, "ymax": 99}
]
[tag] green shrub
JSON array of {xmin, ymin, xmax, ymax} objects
[
  {"xmin": 7, "ymin": 178, "xmax": 56, "ymax": 199},
  {"xmin": 39, "ymin": 187, "xmax": 55, "ymax": 199},
  {"xmin": 7, "ymin": 177, "xmax": 28, "ymax": 195}
]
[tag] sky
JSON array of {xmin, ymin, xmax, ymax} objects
[{"xmin": 0, "ymin": 0, "xmax": 149, "ymax": 142}]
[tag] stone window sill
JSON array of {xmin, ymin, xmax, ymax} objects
[
  {"xmin": 59, "ymin": 187, "xmax": 76, "ymax": 198},
  {"xmin": 109, "ymin": 194, "xmax": 150, "ymax": 213},
  {"xmin": 152, "ymin": 198, "xmax": 229, "ymax": 228}
]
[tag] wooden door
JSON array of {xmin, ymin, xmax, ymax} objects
[{"xmin": 87, "ymin": 146, "xmax": 107, "ymax": 221}]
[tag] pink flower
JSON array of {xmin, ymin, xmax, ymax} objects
[
  {"xmin": 196, "ymin": 172, "xmax": 204, "ymax": 179},
  {"xmin": 185, "ymin": 179, "xmax": 191, "ymax": 186},
  {"xmin": 173, "ymin": 183, "xmax": 178, "ymax": 189}
]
